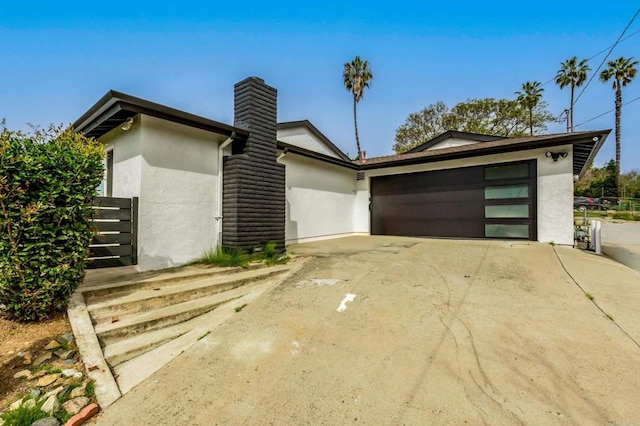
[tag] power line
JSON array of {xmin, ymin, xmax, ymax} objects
[
  {"xmin": 573, "ymin": 95, "xmax": 640, "ymax": 128},
  {"xmin": 540, "ymin": 27, "xmax": 640, "ymax": 88},
  {"xmin": 573, "ymin": 8, "xmax": 640, "ymax": 106}
]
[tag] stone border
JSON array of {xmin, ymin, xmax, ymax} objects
[{"xmin": 67, "ymin": 293, "xmax": 121, "ymax": 408}]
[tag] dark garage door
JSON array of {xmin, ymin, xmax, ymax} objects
[{"xmin": 370, "ymin": 161, "xmax": 537, "ymax": 240}]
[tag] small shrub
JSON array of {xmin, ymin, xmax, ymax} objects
[
  {"xmin": 0, "ymin": 124, "xmax": 104, "ymax": 321},
  {"xmin": 0, "ymin": 404, "xmax": 48, "ymax": 426},
  {"xmin": 198, "ymin": 247, "xmax": 249, "ymax": 267},
  {"xmin": 585, "ymin": 293, "xmax": 594, "ymax": 301},
  {"xmin": 235, "ymin": 303, "xmax": 248, "ymax": 313}
]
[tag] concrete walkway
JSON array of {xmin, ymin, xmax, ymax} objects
[
  {"xmin": 94, "ymin": 236, "xmax": 640, "ymax": 425},
  {"xmin": 601, "ymin": 221, "xmax": 640, "ymax": 272}
]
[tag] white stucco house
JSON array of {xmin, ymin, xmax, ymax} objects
[{"xmin": 73, "ymin": 77, "xmax": 609, "ymax": 271}]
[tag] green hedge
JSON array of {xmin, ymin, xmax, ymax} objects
[{"xmin": 0, "ymin": 125, "xmax": 104, "ymax": 322}]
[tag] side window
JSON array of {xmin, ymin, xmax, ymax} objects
[{"xmin": 105, "ymin": 149, "xmax": 113, "ymax": 197}]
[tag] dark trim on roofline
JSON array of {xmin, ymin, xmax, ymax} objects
[
  {"xmin": 277, "ymin": 141, "xmax": 358, "ymax": 169},
  {"xmin": 405, "ymin": 130, "xmax": 506, "ymax": 153},
  {"xmin": 359, "ymin": 130, "xmax": 610, "ymax": 177},
  {"xmin": 73, "ymin": 90, "xmax": 249, "ymax": 141},
  {"xmin": 277, "ymin": 120, "xmax": 350, "ymax": 161}
]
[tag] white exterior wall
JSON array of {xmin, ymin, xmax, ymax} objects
[
  {"xmin": 277, "ymin": 127, "xmax": 342, "ymax": 159},
  {"xmin": 427, "ymin": 138, "xmax": 479, "ymax": 150},
  {"xmin": 101, "ymin": 120, "xmax": 142, "ymax": 198},
  {"xmin": 136, "ymin": 116, "xmax": 226, "ymax": 270},
  {"xmin": 102, "ymin": 115, "xmax": 228, "ymax": 271},
  {"xmin": 282, "ymin": 154, "xmax": 360, "ymax": 244},
  {"xmin": 357, "ymin": 145, "xmax": 575, "ymax": 245}
]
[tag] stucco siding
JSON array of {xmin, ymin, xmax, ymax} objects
[
  {"xmin": 278, "ymin": 127, "xmax": 342, "ymax": 159},
  {"xmin": 427, "ymin": 138, "xmax": 480, "ymax": 150},
  {"xmin": 283, "ymin": 154, "xmax": 358, "ymax": 244},
  {"xmin": 101, "ymin": 119, "xmax": 142, "ymax": 198},
  {"xmin": 136, "ymin": 115, "xmax": 226, "ymax": 270}
]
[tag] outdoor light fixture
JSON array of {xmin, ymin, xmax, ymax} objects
[
  {"xmin": 545, "ymin": 151, "xmax": 568, "ymax": 162},
  {"xmin": 121, "ymin": 117, "xmax": 134, "ymax": 131}
]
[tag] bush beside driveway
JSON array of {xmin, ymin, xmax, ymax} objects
[{"xmin": 95, "ymin": 237, "xmax": 640, "ymax": 425}]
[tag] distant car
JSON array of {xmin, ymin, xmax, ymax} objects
[{"xmin": 574, "ymin": 196, "xmax": 607, "ymax": 211}]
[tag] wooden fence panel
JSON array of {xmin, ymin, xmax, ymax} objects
[{"xmin": 88, "ymin": 196, "xmax": 138, "ymax": 269}]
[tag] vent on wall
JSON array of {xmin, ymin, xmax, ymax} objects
[{"xmin": 356, "ymin": 171, "xmax": 365, "ymax": 181}]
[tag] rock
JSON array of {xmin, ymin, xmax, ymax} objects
[
  {"xmin": 70, "ymin": 385, "xmax": 86, "ymax": 398},
  {"xmin": 9, "ymin": 397, "xmax": 23, "ymax": 411},
  {"xmin": 44, "ymin": 340, "xmax": 61, "ymax": 350},
  {"xmin": 32, "ymin": 351, "xmax": 53, "ymax": 367},
  {"xmin": 43, "ymin": 385, "xmax": 65, "ymax": 399},
  {"xmin": 41, "ymin": 395, "xmax": 60, "ymax": 414},
  {"xmin": 62, "ymin": 397, "xmax": 90, "ymax": 415},
  {"xmin": 62, "ymin": 369, "xmax": 83, "ymax": 379},
  {"xmin": 22, "ymin": 399, "xmax": 36, "ymax": 409},
  {"xmin": 54, "ymin": 349, "xmax": 76, "ymax": 360},
  {"xmin": 13, "ymin": 369, "xmax": 31, "ymax": 379},
  {"xmin": 29, "ymin": 370, "xmax": 46, "ymax": 380},
  {"xmin": 63, "ymin": 377, "xmax": 81, "ymax": 386},
  {"xmin": 31, "ymin": 418, "xmax": 61, "ymax": 426},
  {"xmin": 63, "ymin": 359, "xmax": 76, "ymax": 365},
  {"xmin": 57, "ymin": 333, "xmax": 74, "ymax": 345},
  {"xmin": 37, "ymin": 373, "xmax": 61, "ymax": 387},
  {"xmin": 29, "ymin": 389, "xmax": 41, "ymax": 399}
]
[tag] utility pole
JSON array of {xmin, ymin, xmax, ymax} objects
[{"xmin": 564, "ymin": 109, "xmax": 571, "ymax": 133}]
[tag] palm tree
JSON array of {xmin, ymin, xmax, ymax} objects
[
  {"xmin": 599, "ymin": 56, "xmax": 638, "ymax": 194},
  {"xmin": 343, "ymin": 56, "xmax": 373, "ymax": 160},
  {"xmin": 555, "ymin": 57, "xmax": 590, "ymax": 131},
  {"xmin": 515, "ymin": 81, "xmax": 544, "ymax": 135}
]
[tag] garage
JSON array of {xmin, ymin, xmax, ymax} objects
[{"xmin": 370, "ymin": 160, "xmax": 537, "ymax": 240}]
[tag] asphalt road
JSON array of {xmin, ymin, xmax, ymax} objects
[
  {"xmin": 601, "ymin": 221, "xmax": 640, "ymax": 272},
  {"xmin": 94, "ymin": 236, "xmax": 640, "ymax": 425}
]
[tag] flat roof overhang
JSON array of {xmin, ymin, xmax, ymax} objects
[
  {"xmin": 73, "ymin": 90, "xmax": 249, "ymax": 142},
  {"xmin": 356, "ymin": 130, "xmax": 610, "ymax": 178}
]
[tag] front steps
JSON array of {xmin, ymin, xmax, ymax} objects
[{"xmin": 77, "ymin": 259, "xmax": 307, "ymax": 397}]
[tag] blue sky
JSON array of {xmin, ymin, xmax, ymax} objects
[{"xmin": 2, "ymin": 1, "xmax": 639, "ymax": 171}]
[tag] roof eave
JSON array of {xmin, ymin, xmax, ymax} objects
[
  {"xmin": 359, "ymin": 131, "xmax": 611, "ymax": 171},
  {"xmin": 73, "ymin": 91, "xmax": 249, "ymax": 141},
  {"xmin": 277, "ymin": 120, "xmax": 350, "ymax": 161}
]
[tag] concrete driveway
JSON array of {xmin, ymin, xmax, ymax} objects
[
  {"xmin": 602, "ymin": 221, "xmax": 640, "ymax": 272},
  {"xmin": 95, "ymin": 236, "xmax": 640, "ymax": 425}
]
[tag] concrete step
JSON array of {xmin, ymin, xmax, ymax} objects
[
  {"xmin": 94, "ymin": 287, "xmax": 248, "ymax": 345},
  {"xmin": 81, "ymin": 263, "xmax": 267, "ymax": 303},
  {"xmin": 113, "ymin": 278, "xmax": 282, "ymax": 395},
  {"xmin": 87, "ymin": 266, "xmax": 289, "ymax": 323},
  {"xmin": 103, "ymin": 309, "xmax": 217, "ymax": 367}
]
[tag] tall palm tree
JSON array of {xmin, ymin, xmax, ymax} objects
[
  {"xmin": 555, "ymin": 57, "xmax": 590, "ymax": 131},
  {"xmin": 599, "ymin": 56, "xmax": 638, "ymax": 194},
  {"xmin": 515, "ymin": 81, "xmax": 544, "ymax": 135},
  {"xmin": 343, "ymin": 56, "xmax": 373, "ymax": 160}
]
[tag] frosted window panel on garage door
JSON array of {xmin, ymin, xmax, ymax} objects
[
  {"xmin": 484, "ymin": 163, "xmax": 529, "ymax": 180},
  {"xmin": 485, "ymin": 204, "xmax": 529, "ymax": 218},
  {"xmin": 484, "ymin": 184, "xmax": 529, "ymax": 199},
  {"xmin": 485, "ymin": 224, "xmax": 529, "ymax": 238}
]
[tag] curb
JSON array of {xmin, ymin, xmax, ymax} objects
[{"xmin": 67, "ymin": 292, "xmax": 121, "ymax": 408}]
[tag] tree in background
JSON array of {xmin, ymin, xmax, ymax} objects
[
  {"xmin": 393, "ymin": 98, "xmax": 554, "ymax": 153},
  {"xmin": 393, "ymin": 102, "xmax": 449, "ymax": 153},
  {"xmin": 599, "ymin": 56, "xmax": 638, "ymax": 195},
  {"xmin": 574, "ymin": 160, "xmax": 618, "ymax": 197},
  {"xmin": 555, "ymin": 57, "xmax": 590, "ymax": 132},
  {"xmin": 343, "ymin": 56, "xmax": 373, "ymax": 160},
  {"xmin": 515, "ymin": 81, "xmax": 544, "ymax": 135}
]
